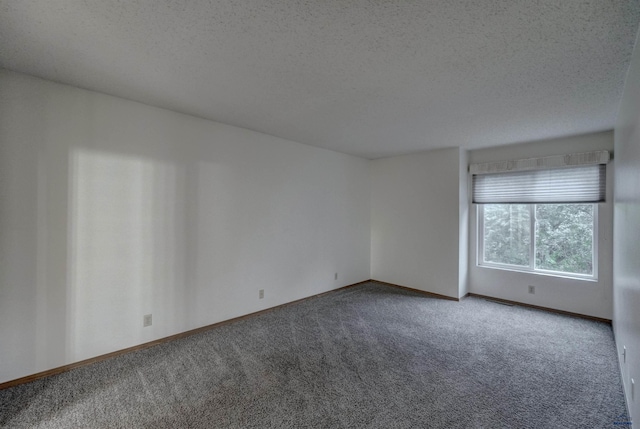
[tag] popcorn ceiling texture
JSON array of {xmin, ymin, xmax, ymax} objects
[{"xmin": 0, "ymin": 0, "xmax": 639, "ymax": 158}]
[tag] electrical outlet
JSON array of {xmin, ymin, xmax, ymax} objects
[
  {"xmin": 259, "ymin": 289, "xmax": 264, "ymax": 299},
  {"xmin": 528, "ymin": 285, "xmax": 535, "ymax": 294},
  {"xmin": 143, "ymin": 314, "xmax": 152, "ymax": 327},
  {"xmin": 334, "ymin": 272, "xmax": 338, "ymax": 280}
]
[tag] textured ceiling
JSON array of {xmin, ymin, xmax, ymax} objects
[{"xmin": 1, "ymin": 1, "xmax": 639, "ymax": 159}]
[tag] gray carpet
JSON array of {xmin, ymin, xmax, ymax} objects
[{"xmin": 0, "ymin": 282, "xmax": 628, "ymax": 428}]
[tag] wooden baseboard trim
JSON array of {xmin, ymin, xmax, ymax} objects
[
  {"xmin": 0, "ymin": 279, "xmax": 371, "ymax": 391},
  {"xmin": 369, "ymin": 279, "xmax": 460, "ymax": 301},
  {"xmin": 467, "ymin": 293, "xmax": 612, "ymax": 324}
]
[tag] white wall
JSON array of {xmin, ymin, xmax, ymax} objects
[
  {"xmin": 468, "ymin": 131, "xmax": 615, "ymax": 320},
  {"xmin": 614, "ymin": 28, "xmax": 640, "ymax": 424},
  {"xmin": 0, "ymin": 69, "xmax": 371, "ymax": 384},
  {"xmin": 370, "ymin": 147, "xmax": 466, "ymax": 299}
]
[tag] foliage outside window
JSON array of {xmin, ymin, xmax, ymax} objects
[{"xmin": 478, "ymin": 203, "xmax": 596, "ymax": 278}]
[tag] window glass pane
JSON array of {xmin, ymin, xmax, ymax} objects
[
  {"xmin": 483, "ymin": 204, "xmax": 530, "ymax": 266},
  {"xmin": 535, "ymin": 204, "xmax": 593, "ymax": 275}
]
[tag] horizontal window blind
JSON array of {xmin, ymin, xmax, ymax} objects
[{"xmin": 472, "ymin": 164, "xmax": 606, "ymax": 204}]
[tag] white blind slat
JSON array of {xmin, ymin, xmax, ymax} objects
[{"xmin": 472, "ymin": 165, "xmax": 606, "ymax": 204}]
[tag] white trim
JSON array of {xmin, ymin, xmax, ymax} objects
[{"xmin": 469, "ymin": 150, "xmax": 609, "ymax": 175}]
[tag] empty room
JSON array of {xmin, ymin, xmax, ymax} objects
[{"xmin": 1, "ymin": 1, "xmax": 640, "ymax": 428}]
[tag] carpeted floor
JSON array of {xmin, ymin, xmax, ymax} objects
[{"xmin": 0, "ymin": 282, "xmax": 628, "ymax": 428}]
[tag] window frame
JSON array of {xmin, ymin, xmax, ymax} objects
[{"xmin": 477, "ymin": 203, "xmax": 599, "ymax": 281}]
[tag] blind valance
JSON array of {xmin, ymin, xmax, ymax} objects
[{"xmin": 469, "ymin": 150, "xmax": 609, "ymax": 175}]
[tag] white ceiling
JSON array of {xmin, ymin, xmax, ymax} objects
[{"xmin": 1, "ymin": 1, "xmax": 639, "ymax": 159}]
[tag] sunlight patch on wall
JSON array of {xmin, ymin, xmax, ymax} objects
[{"xmin": 67, "ymin": 149, "xmax": 178, "ymax": 361}]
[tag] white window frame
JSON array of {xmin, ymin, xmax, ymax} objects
[{"xmin": 477, "ymin": 203, "xmax": 598, "ymax": 281}]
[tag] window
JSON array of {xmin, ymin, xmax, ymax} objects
[
  {"xmin": 478, "ymin": 203, "xmax": 596, "ymax": 279},
  {"xmin": 471, "ymin": 151, "xmax": 607, "ymax": 280}
]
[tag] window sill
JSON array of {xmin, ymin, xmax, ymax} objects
[{"xmin": 476, "ymin": 263, "xmax": 598, "ymax": 282}]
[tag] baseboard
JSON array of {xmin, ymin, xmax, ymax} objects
[
  {"xmin": 0, "ymin": 279, "xmax": 371, "ymax": 391},
  {"xmin": 369, "ymin": 279, "xmax": 460, "ymax": 301},
  {"xmin": 467, "ymin": 292, "xmax": 612, "ymax": 324}
]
